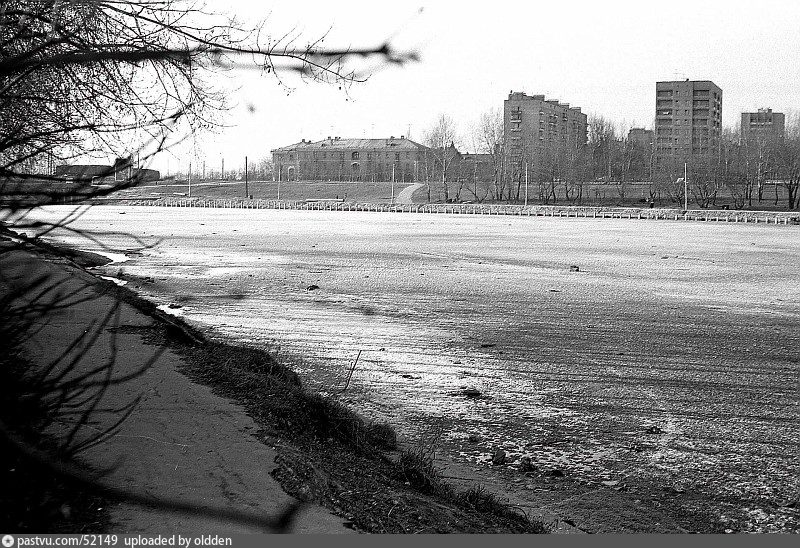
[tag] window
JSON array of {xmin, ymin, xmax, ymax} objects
[{"xmin": 352, "ymin": 151, "xmax": 359, "ymax": 160}]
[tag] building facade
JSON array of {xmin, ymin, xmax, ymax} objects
[
  {"xmin": 628, "ymin": 128, "xmax": 654, "ymax": 149},
  {"xmin": 271, "ymin": 137, "xmax": 433, "ymax": 182},
  {"xmin": 503, "ymin": 91, "xmax": 588, "ymax": 181},
  {"xmin": 741, "ymin": 108, "xmax": 785, "ymax": 144},
  {"xmin": 654, "ymin": 79, "xmax": 722, "ymax": 176},
  {"xmin": 457, "ymin": 152, "xmax": 495, "ymax": 183}
]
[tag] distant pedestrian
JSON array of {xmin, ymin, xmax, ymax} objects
[{"xmin": 649, "ymin": 199, "xmax": 655, "ymax": 209}]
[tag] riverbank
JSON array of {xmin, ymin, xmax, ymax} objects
[
  {"xmin": 7, "ymin": 206, "xmax": 798, "ymax": 533},
  {"xmin": 85, "ymin": 196, "xmax": 800, "ymax": 224},
  {"xmin": 0, "ymin": 231, "xmax": 551, "ymax": 534}
]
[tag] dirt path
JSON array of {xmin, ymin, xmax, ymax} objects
[
  {"xmin": 0, "ymin": 249, "xmax": 352, "ymax": 534},
  {"xmin": 394, "ymin": 183, "xmax": 424, "ymax": 204}
]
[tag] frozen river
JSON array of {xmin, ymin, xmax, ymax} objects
[{"xmin": 17, "ymin": 205, "xmax": 800, "ymax": 532}]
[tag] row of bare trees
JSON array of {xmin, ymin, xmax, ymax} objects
[{"xmin": 418, "ymin": 109, "xmax": 799, "ymax": 210}]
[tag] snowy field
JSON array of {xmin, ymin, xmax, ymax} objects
[{"xmin": 18, "ymin": 205, "xmax": 800, "ymax": 532}]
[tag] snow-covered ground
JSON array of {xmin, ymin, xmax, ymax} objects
[{"xmin": 19, "ymin": 205, "xmax": 800, "ymax": 532}]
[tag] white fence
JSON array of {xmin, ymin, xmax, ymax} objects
[{"xmin": 97, "ymin": 197, "xmax": 800, "ymax": 225}]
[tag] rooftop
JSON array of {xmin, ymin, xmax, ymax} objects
[{"xmin": 272, "ymin": 136, "xmax": 428, "ymax": 153}]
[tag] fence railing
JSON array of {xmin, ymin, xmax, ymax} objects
[{"xmin": 92, "ymin": 197, "xmax": 800, "ymax": 225}]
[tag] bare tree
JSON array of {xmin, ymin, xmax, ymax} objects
[
  {"xmin": 424, "ymin": 114, "xmax": 459, "ymax": 202},
  {"xmin": 774, "ymin": 114, "xmax": 800, "ymax": 210},
  {"xmin": 718, "ymin": 128, "xmax": 749, "ymax": 209},
  {"xmin": 1, "ymin": 0, "xmax": 415, "ymax": 205},
  {"xmin": 473, "ymin": 108, "xmax": 507, "ymax": 202},
  {"xmin": 588, "ymin": 116, "xmax": 617, "ymax": 182}
]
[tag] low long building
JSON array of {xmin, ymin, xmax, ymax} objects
[
  {"xmin": 272, "ymin": 136, "xmax": 433, "ymax": 182},
  {"xmin": 55, "ymin": 163, "xmax": 160, "ymax": 183}
]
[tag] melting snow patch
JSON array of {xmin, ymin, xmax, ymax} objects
[
  {"xmin": 157, "ymin": 304, "xmax": 185, "ymax": 317},
  {"xmin": 99, "ymin": 276, "xmax": 127, "ymax": 287},
  {"xmin": 94, "ymin": 251, "xmax": 130, "ymax": 264}
]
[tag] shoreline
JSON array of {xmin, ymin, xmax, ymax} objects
[
  {"xmin": 5, "ymin": 209, "xmax": 797, "ymax": 533},
  {"xmin": 0, "ymin": 230, "xmax": 552, "ymax": 534}
]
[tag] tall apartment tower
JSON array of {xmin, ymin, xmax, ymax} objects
[
  {"xmin": 504, "ymin": 91, "xmax": 588, "ymax": 180},
  {"xmin": 654, "ymin": 80, "xmax": 722, "ymax": 175},
  {"xmin": 741, "ymin": 108, "xmax": 785, "ymax": 144}
]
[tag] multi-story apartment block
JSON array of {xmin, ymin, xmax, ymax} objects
[
  {"xmin": 741, "ymin": 108, "xmax": 785, "ymax": 144},
  {"xmin": 271, "ymin": 136, "xmax": 431, "ymax": 182},
  {"xmin": 628, "ymin": 128, "xmax": 654, "ymax": 149},
  {"xmin": 654, "ymin": 79, "xmax": 722, "ymax": 175},
  {"xmin": 503, "ymin": 91, "xmax": 588, "ymax": 181}
]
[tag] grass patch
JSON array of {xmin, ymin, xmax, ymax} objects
[
  {"xmin": 397, "ymin": 449, "xmax": 453, "ymax": 497},
  {"xmin": 394, "ymin": 449, "xmax": 548, "ymax": 532},
  {"xmin": 101, "ymin": 278, "xmax": 549, "ymax": 533}
]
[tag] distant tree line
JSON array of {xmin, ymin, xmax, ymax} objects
[{"xmin": 419, "ymin": 110, "xmax": 799, "ymax": 210}]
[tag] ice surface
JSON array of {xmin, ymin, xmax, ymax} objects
[{"xmin": 24, "ymin": 205, "xmax": 800, "ymax": 532}]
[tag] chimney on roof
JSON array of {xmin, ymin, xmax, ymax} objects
[
  {"xmin": 390, "ymin": 135, "xmax": 395, "ymax": 139},
  {"xmin": 401, "ymin": 135, "xmax": 405, "ymax": 139}
]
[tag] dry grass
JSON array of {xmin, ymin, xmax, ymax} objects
[{"xmin": 117, "ymin": 180, "xmax": 401, "ymax": 203}]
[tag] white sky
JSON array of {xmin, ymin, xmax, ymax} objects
[{"xmin": 151, "ymin": 0, "xmax": 800, "ymax": 174}]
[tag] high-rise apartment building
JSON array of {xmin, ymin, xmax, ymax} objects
[
  {"xmin": 741, "ymin": 108, "xmax": 785, "ymax": 144},
  {"xmin": 654, "ymin": 80, "xmax": 722, "ymax": 175},
  {"xmin": 504, "ymin": 91, "xmax": 588, "ymax": 180}
]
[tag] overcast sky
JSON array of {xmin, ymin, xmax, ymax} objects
[{"xmin": 153, "ymin": 0, "xmax": 800, "ymax": 174}]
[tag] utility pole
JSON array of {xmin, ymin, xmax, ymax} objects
[
  {"xmin": 684, "ymin": 162, "xmax": 688, "ymax": 210},
  {"xmin": 202, "ymin": 161, "xmax": 206, "ymax": 180},
  {"xmin": 391, "ymin": 163, "xmax": 395, "ymax": 204},
  {"xmin": 524, "ymin": 161, "xmax": 529, "ymax": 207},
  {"xmin": 188, "ymin": 162, "xmax": 192, "ymax": 198},
  {"xmin": 245, "ymin": 156, "xmax": 249, "ymax": 198},
  {"xmin": 221, "ymin": 157, "xmax": 225, "ymax": 181},
  {"xmin": 473, "ymin": 158, "xmax": 478, "ymax": 199}
]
